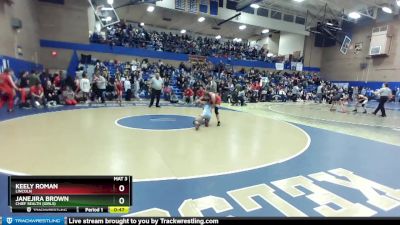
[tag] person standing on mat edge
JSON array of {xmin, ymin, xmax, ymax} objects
[
  {"xmin": 149, "ymin": 72, "xmax": 163, "ymax": 108},
  {"xmin": 373, "ymin": 83, "xmax": 392, "ymax": 117}
]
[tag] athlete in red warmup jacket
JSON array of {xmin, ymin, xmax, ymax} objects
[{"xmin": 0, "ymin": 69, "xmax": 19, "ymax": 112}]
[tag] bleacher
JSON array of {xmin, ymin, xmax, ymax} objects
[
  {"xmin": 81, "ymin": 56, "xmax": 320, "ymax": 100},
  {"xmin": 93, "ymin": 60, "xmax": 184, "ymax": 98}
]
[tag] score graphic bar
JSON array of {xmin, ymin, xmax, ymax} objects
[{"xmin": 8, "ymin": 176, "xmax": 132, "ymax": 213}]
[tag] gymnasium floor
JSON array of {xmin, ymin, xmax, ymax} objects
[{"xmin": 0, "ymin": 101, "xmax": 400, "ymax": 217}]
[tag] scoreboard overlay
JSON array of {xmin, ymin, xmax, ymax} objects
[{"xmin": 8, "ymin": 176, "xmax": 132, "ymax": 213}]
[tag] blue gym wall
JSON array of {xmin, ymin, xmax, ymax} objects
[{"xmin": 0, "ymin": 55, "xmax": 43, "ymax": 76}]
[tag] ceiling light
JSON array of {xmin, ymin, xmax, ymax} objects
[
  {"xmin": 382, "ymin": 6, "xmax": 392, "ymax": 14},
  {"xmin": 198, "ymin": 17, "xmax": 205, "ymax": 22},
  {"xmin": 216, "ymin": 35, "xmax": 221, "ymax": 39},
  {"xmin": 239, "ymin": 25, "xmax": 246, "ymax": 30},
  {"xmin": 397, "ymin": 0, "xmax": 400, "ymax": 7},
  {"xmin": 348, "ymin": 11, "xmax": 361, "ymax": 19},
  {"xmin": 180, "ymin": 29, "xmax": 186, "ymax": 34},
  {"xmin": 107, "ymin": 0, "xmax": 113, "ymax": 5},
  {"xmin": 293, "ymin": 0, "xmax": 304, "ymax": 2},
  {"xmin": 250, "ymin": 4, "xmax": 260, "ymax": 9},
  {"xmin": 262, "ymin": 29, "xmax": 269, "ymax": 34},
  {"xmin": 101, "ymin": 7, "xmax": 114, "ymax": 11},
  {"xmin": 140, "ymin": 22, "xmax": 145, "ymax": 26},
  {"xmin": 147, "ymin": 5, "xmax": 155, "ymax": 12}
]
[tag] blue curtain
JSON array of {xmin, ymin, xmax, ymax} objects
[
  {"xmin": 210, "ymin": 0, "xmax": 218, "ymax": 15},
  {"xmin": 67, "ymin": 50, "xmax": 79, "ymax": 78}
]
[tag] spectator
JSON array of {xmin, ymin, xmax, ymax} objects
[
  {"xmin": 133, "ymin": 73, "xmax": 141, "ymax": 99},
  {"xmin": 63, "ymin": 86, "xmax": 77, "ymax": 105},
  {"xmin": 163, "ymin": 84, "xmax": 172, "ymax": 101},
  {"xmin": 279, "ymin": 88, "xmax": 287, "ymax": 102},
  {"xmin": 53, "ymin": 73, "xmax": 61, "ymax": 91},
  {"xmin": 18, "ymin": 71, "xmax": 30, "ymax": 107},
  {"xmin": 28, "ymin": 71, "xmax": 40, "ymax": 87},
  {"xmin": 30, "ymin": 83, "xmax": 46, "ymax": 108},
  {"xmin": 44, "ymin": 80, "xmax": 58, "ymax": 107},
  {"xmin": 124, "ymin": 76, "xmax": 132, "ymax": 101},
  {"xmin": 80, "ymin": 72, "xmax": 91, "ymax": 103},
  {"xmin": 196, "ymin": 86, "xmax": 205, "ymax": 100},
  {"xmin": 183, "ymin": 86, "xmax": 194, "ymax": 104},
  {"xmin": 291, "ymin": 84, "xmax": 300, "ymax": 102},
  {"xmin": 90, "ymin": 22, "xmax": 280, "ymax": 62},
  {"xmin": 206, "ymin": 76, "xmax": 217, "ymax": 93},
  {"xmin": 238, "ymin": 88, "xmax": 246, "ymax": 106},
  {"xmin": 170, "ymin": 92, "xmax": 179, "ymax": 104},
  {"xmin": 315, "ymin": 83, "xmax": 324, "ymax": 103}
]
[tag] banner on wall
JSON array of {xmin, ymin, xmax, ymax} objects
[
  {"xmin": 290, "ymin": 62, "xmax": 303, "ymax": 71},
  {"xmin": 175, "ymin": 0, "xmax": 186, "ymax": 10},
  {"xmin": 275, "ymin": 63, "xmax": 284, "ymax": 70},
  {"xmin": 332, "ymin": 82, "xmax": 349, "ymax": 89},
  {"xmin": 175, "ymin": 0, "xmax": 218, "ymax": 15},
  {"xmin": 188, "ymin": 0, "xmax": 198, "ymax": 13},
  {"xmin": 1, "ymin": 58, "xmax": 10, "ymax": 73},
  {"xmin": 296, "ymin": 63, "xmax": 303, "ymax": 71}
]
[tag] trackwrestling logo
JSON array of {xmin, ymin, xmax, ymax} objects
[{"xmin": 2, "ymin": 217, "xmax": 64, "ymax": 225}]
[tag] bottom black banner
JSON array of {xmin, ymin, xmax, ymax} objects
[
  {"xmin": 66, "ymin": 217, "xmax": 400, "ymax": 225},
  {"xmin": 2, "ymin": 217, "xmax": 399, "ymax": 225}
]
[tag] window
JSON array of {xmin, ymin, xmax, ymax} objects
[
  {"xmin": 295, "ymin": 16, "xmax": 306, "ymax": 25},
  {"xmin": 39, "ymin": 0, "xmax": 64, "ymax": 4},
  {"xmin": 257, "ymin": 8, "xmax": 269, "ymax": 17},
  {"xmin": 226, "ymin": 0, "xmax": 237, "ymax": 10},
  {"xmin": 283, "ymin": 14, "xmax": 294, "ymax": 22},
  {"xmin": 271, "ymin": 10, "xmax": 282, "ymax": 20},
  {"xmin": 242, "ymin": 6, "xmax": 255, "ymax": 14}
]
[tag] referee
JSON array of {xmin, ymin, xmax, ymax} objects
[
  {"xmin": 373, "ymin": 83, "xmax": 391, "ymax": 117},
  {"xmin": 149, "ymin": 73, "xmax": 163, "ymax": 108}
]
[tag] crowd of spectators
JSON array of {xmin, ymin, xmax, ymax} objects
[
  {"xmin": 90, "ymin": 22, "xmax": 292, "ymax": 62},
  {"xmin": 3, "ymin": 57, "xmax": 399, "ymax": 111}
]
